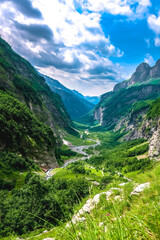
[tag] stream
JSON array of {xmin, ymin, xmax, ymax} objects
[{"xmin": 46, "ymin": 139, "xmax": 100, "ymax": 180}]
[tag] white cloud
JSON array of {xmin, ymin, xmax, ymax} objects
[
  {"xmin": 0, "ymin": 0, "xmax": 151, "ymax": 96},
  {"xmin": 144, "ymin": 53, "xmax": 155, "ymax": 66},
  {"xmin": 79, "ymin": 0, "xmax": 151, "ymax": 19},
  {"xmin": 147, "ymin": 13, "xmax": 160, "ymax": 48},
  {"xmin": 148, "ymin": 14, "xmax": 160, "ymax": 34},
  {"xmin": 155, "ymin": 37, "xmax": 160, "ymax": 47}
]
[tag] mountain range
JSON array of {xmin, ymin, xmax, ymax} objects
[{"xmin": 44, "ymin": 75, "xmax": 100, "ymax": 120}]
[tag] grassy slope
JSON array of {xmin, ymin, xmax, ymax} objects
[
  {"xmin": 3, "ymin": 129, "xmax": 159, "ymax": 240},
  {"xmin": 11, "ymin": 161, "xmax": 160, "ymax": 240}
]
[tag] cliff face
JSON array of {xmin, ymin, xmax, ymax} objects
[
  {"xmin": 114, "ymin": 60, "xmax": 160, "ymax": 92},
  {"xmin": 96, "ymin": 84, "xmax": 160, "ymax": 129},
  {"xmin": 94, "ymin": 60, "xmax": 160, "ymax": 158}
]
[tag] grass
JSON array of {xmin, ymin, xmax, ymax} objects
[
  {"xmin": 1, "ymin": 131, "xmax": 160, "ymax": 240},
  {"xmin": 64, "ymin": 133, "xmax": 95, "ymax": 146},
  {"xmin": 7, "ymin": 160, "xmax": 160, "ymax": 240}
]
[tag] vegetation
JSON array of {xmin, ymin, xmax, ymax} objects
[
  {"xmin": 91, "ymin": 85, "xmax": 160, "ymax": 129},
  {"xmin": 0, "ymin": 174, "xmax": 89, "ymax": 237},
  {"xmin": 0, "ymin": 91, "xmax": 56, "ymax": 153},
  {"xmin": 0, "ymin": 37, "xmax": 76, "ymax": 136},
  {"xmin": 147, "ymin": 98, "xmax": 160, "ymax": 119}
]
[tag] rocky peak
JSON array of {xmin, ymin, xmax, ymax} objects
[
  {"xmin": 136, "ymin": 62, "xmax": 150, "ymax": 71},
  {"xmin": 113, "ymin": 62, "xmax": 152, "ymax": 92},
  {"xmin": 129, "ymin": 62, "xmax": 151, "ymax": 84},
  {"xmin": 150, "ymin": 59, "xmax": 160, "ymax": 78}
]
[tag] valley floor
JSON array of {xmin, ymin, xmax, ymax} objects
[{"xmin": 1, "ymin": 129, "xmax": 160, "ymax": 240}]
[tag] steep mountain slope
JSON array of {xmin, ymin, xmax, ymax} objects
[
  {"xmin": 0, "ymin": 91, "xmax": 58, "ymax": 169},
  {"xmin": 0, "ymin": 37, "xmax": 74, "ymax": 134},
  {"xmin": 0, "ymin": 37, "xmax": 78, "ymax": 169},
  {"xmin": 92, "ymin": 60, "xmax": 160, "ymax": 157},
  {"xmin": 94, "ymin": 60, "xmax": 160, "ymax": 129},
  {"xmin": 44, "ymin": 75, "xmax": 95, "ymax": 120}
]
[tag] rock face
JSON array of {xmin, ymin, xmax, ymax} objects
[
  {"xmin": 148, "ymin": 119, "xmax": 160, "ymax": 158},
  {"xmin": 93, "ymin": 59, "xmax": 160, "ymax": 158},
  {"xmin": 114, "ymin": 60, "xmax": 160, "ymax": 92}
]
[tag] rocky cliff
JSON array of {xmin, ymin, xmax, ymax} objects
[
  {"xmin": 114, "ymin": 60, "xmax": 160, "ymax": 92},
  {"xmin": 94, "ymin": 60, "xmax": 160, "ymax": 158}
]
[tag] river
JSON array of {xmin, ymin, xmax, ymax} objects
[{"xmin": 46, "ymin": 138, "xmax": 100, "ymax": 179}]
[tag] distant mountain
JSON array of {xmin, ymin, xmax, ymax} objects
[
  {"xmin": 72, "ymin": 89, "xmax": 85, "ymax": 99},
  {"xmin": 114, "ymin": 61, "xmax": 160, "ymax": 91},
  {"xmin": 85, "ymin": 96, "xmax": 100, "ymax": 105},
  {"xmin": 44, "ymin": 75, "xmax": 95, "ymax": 120},
  {"xmin": 71, "ymin": 90, "xmax": 100, "ymax": 105}
]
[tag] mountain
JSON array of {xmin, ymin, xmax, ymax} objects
[
  {"xmin": 88, "ymin": 60, "xmax": 160, "ymax": 157},
  {"xmin": 44, "ymin": 75, "xmax": 95, "ymax": 120},
  {"xmin": 85, "ymin": 96, "xmax": 100, "ymax": 105},
  {"xmin": 114, "ymin": 61, "xmax": 160, "ymax": 91},
  {"xmin": 0, "ymin": 37, "xmax": 77, "ymax": 169},
  {"xmin": 71, "ymin": 90, "xmax": 100, "ymax": 104}
]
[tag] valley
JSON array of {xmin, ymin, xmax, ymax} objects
[{"xmin": 0, "ymin": 36, "xmax": 160, "ymax": 240}]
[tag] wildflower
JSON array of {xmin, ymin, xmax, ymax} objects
[{"xmin": 106, "ymin": 213, "xmax": 111, "ymax": 216}]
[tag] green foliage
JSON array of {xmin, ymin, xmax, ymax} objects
[
  {"xmin": 147, "ymin": 98, "xmax": 160, "ymax": 119},
  {"xmin": 0, "ymin": 175, "xmax": 89, "ymax": 237},
  {"xmin": 100, "ymin": 175, "xmax": 113, "ymax": 186},
  {"xmin": 13, "ymin": 74, "xmax": 42, "ymax": 106},
  {"xmin": 0, "ymin": 91, "xmax": 56, "ymax": 152},
  {"xmin": 126, "ymin": 143, "xmax": 149, "ymax": 157},
  {"xmin": 87, "ymin": 133, "xmax": 150, "ymax": 174},
  {"xmin": 0, "ymin": 151, "xmax": 38, "ymax": 190},
  {"xmin": 67, "ymin": 162, "xmax": 86, "ymax": 174}
]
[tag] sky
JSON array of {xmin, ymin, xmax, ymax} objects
[{"xmin": 0, "ymin": 0, "xmax": 160, "ymax": 96}]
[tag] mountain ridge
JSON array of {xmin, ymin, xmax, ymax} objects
[{"xmin": 44, "ymin": 75, "xmax": 96, "ymax": 120}]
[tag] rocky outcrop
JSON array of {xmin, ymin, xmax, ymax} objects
[
  {"xmin": 131, "ymin": 182, "xmax": 150, "ymax": 195},
  {"xmin": 114, "ymin": 62, "xmax": 151, "ymax": 91},
  {"xmin": 114, "ymin": 60, "xmax": 160, "ymax": 92}
]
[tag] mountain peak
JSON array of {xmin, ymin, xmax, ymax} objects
[{"xmin": 136, "ymin": 62, "xmax": 151, "ymax": 71}]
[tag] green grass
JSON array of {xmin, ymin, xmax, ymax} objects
[{"xmin": 64, "ymin": 133, "xmax": 95, "ymax": 146}]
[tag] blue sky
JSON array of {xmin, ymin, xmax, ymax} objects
[{"xmin": 0, "ymin": 0, "xmax": 160, "ymax": 96}]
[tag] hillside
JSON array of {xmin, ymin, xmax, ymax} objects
[
  {"xmin": 0, "ymin": 37, "xmax": 75, "ymax": 134},
  {"xmin": 0, "ymin": 37, "xmax": 80, "ymax": 172},
  {"xmin": 93, "ymin": 61, "xmax": 160, "ymax": 130},
  {"xmin": 44, "ymin": 75, "xmax": 95, "ymax": 120}
]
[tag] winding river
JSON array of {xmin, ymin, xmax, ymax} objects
[{"xmin": 46, "ymin": 139, "xmax": 100, "ymax": 179}]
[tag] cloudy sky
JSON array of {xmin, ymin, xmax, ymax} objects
[{"xmin": 0, "ymin": 0, "xmax": 160, "ymax": 96}]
